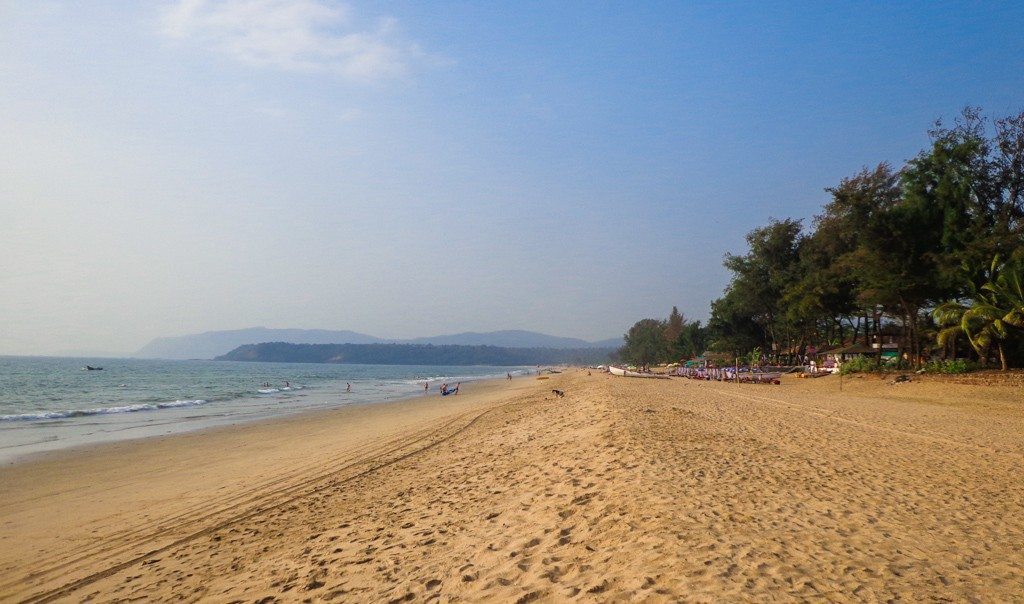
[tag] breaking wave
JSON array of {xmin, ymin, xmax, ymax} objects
[{"xmin": 0, "ymin": 399, "xmax": 209, "ymax": 422}]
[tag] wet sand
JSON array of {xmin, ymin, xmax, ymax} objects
[{"xmin": 2, "ymin": 371, "xmax": 1023, "ymax": 601}]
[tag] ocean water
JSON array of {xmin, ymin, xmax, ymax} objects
[{"xmin": 0, "ymin": 357, "xmax": 528, "ymax": 464}]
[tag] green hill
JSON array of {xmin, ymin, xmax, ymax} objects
[{"xmin": 216, "ymin": 342, "xmax": 615, "ymax": 366}]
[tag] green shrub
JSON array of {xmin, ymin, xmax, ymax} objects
[
  {"xmin": 839, "ymin": 356, "xmax": 877, "ymax": 375},
  {"xmin": 922, "ymin": 359, "xmax": 978, "ymax": 374}
]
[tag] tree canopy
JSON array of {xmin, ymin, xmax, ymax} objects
[{"xmin": 623, "ymin": 107, "xmax": 1024, "ymax": 370}]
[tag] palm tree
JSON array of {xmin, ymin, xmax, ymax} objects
[
  {"xmin": 981, "ymin": 253, "xmax": 1024, "ymax": 330},
  {"xmin": 934, "ymin": 298, "xmax": 1012, "ymax": 370},
  {"xmin": 933, "ymin": 301, "xmax": 968, "ymax": 361},
  {"xmin": 933, "ymin": 255, "xmax": 1023, "ymax": 371}
]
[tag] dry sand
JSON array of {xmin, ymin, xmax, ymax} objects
[{"xmin": 1, "ymin": 371, "xmax": 1023, "ymax": 602}]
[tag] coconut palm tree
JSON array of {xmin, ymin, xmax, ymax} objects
[
  {"xmin": 934, "ymin": 297, "xmax": 1012, "ymax": 370},
  {"xmin": 933, "ymin": 301, "xmax": 969, "ymax": 361},
  {"xmin": 933, "ymin": 255, "xmax": 1023, "ymax": 370},
  {"xmin": 981, "ymin": 253, "xmax": 1024, "ymax": 330}
]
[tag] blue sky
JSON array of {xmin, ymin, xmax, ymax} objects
[{"xmin": 2, "ymin": 1, "xmax": 1022, "ymax": 355}]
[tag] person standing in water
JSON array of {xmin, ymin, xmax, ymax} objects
[
  {"xmin": 424, "ymin": 382, "xmax": 429, "ymax": 394},
  {"xmin": 346, "ymin": 382, "xmax": 351, "ymax": 392}
]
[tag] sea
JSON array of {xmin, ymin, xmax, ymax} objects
[{"xmin": 0, "ymin": 356, "xmax": 530, "ymax": 465}]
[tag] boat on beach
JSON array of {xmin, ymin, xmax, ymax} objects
[
  {"xmin": 608, "ymin": 365, "xmax": 671, "ymax": 379},
  {"xmin": 674, "ymin": 366, "xmax": 781, "ymax": 384}
]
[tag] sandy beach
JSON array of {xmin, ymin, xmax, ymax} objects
[{"xmin": 2, "ymin": 371, "xmax": 1023, "ymax": 602}]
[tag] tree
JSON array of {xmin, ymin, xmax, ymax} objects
[
  {"xmin": 814, "ymin": 161, "xmax": 943, "ymax": 368},
  {"xmin": 675, "ymin": 321, "xmax": 708, "ymax": 360},
  {"xmin": 933, "ymin": 254, "xmax": 1024, "ymax": 370},
  {"xmin": 621, "ymin": 319, "xmax": 668, "ymax": 369},
  {"xmin": 934, "ymin": 298, "xmax": 1012, "ymax": 370},
  {"xmin": 707, "ymin": 291, "xmax": 764, "ymax": 355},
  {"xmin": 904, "ymin": 109, "xmax": 1024, "ymax": 298},
  {"xmin": 903, "ymin": 109, "xmax": 998, "ymax": 295},
  {"xmin": 983, "ymin": 251, "xmax": 1024, "ymax": 329},
  {"xmin": 809, "ymin": 163, "xmax": 902, "ymax": 348},
  {"xmin": 654, "ymin": 108, "xmax": 1024, "ymax": 372},
  {"xmin": 993, "ymin": 111, "xmax": 1024, "ymax": 231},
  {"xmin": 714, "ymin": 219, "xmax": 804, "ymax": 356},
  {"xmin": 664, "ymin": 306, "xmax": 686, "ymax": 356}
]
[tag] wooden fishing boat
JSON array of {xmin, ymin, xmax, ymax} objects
[
  {"xmin": 736, "ymin": 371, "xmax": 782, "ymax": 384},
  {"xmin": 608, "ymin": 366, "xmax": 670, "ymax": 379}
]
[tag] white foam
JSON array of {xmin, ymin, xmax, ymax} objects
[
  {"xmin": 0, "ymin": 399, "xmax": 209, "ymax": 422},
  {"xmin": 157, "ymin": 399, "xmax": 208, "ymax": 409}
]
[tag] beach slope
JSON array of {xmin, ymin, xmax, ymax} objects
[{"xmin": 2, "ymin": 372, "xmax": 1023, "ymax": 601}]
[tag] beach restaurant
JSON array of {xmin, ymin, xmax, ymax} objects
[{"xmin": 812, "ymin": 342, "xmax": 878, "ymax": 371}]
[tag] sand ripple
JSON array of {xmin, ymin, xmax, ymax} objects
[{"xmin": 3, "ymin": 373, "xmax": 1023, "ymax": 601}]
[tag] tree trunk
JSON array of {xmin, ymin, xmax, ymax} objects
[
  {"xmin": 900, "ymin": 300, "xmax": 921, "ymax": 370},
  {"xmin": 998, "ymin": 341, "xmax": 1008, "ymax": 371},
  {"xmin": 912, "ymin": 307, "xmax": 922, "ymax": 370}
]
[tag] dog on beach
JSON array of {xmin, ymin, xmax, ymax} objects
[{"xmin": 552, "ymin": 389, "xmax": 565, "ymax": 398}]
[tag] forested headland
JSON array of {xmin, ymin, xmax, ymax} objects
[
  {"xmin": 620, "ymin": 108, "xmax": 1024, "ymax": 371},
  {"xmin": 216, "ymin": 342, "xmax": 616, "ymax": 366}
]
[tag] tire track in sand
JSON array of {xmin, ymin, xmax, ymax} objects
[
  {"xmin": 12, "ymin": 401, "xmax": 512, "ymax": 604},
  {"xmin": 702, "ymin": 383, "xmax": 1024, "ymax": 458},
  {"xmin": 2, "ymin": 423, "xmax": 440, "ymax": 591}
]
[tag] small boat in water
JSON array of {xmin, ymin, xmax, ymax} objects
[{"xmin": 83, "ymin": 365, "xmax": 104, "ymax": 371}]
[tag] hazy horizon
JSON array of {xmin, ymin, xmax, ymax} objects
[
  {"xmin": 4, "ymin": 1, "xmax": 1023, "ymax": 356},
  {"xmin": 26, "ymin": 325, "xmax": 627, "ymax": 359}
]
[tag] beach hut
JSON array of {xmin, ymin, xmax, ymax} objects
[
  {"xmin": 830, "ymin": 343, "xmax": 878, "ymax": 359},
  {"xmin": 815, "ymin": 343, "xmax": 877, "ymax": 359},
  {"xmin": 813, "ymin": 343, "xmax": 877, "ymax": 373}
]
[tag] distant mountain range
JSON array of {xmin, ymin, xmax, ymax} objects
[
  {"xmin": 404, "ymin": 331, "xmax": 622, "ymax": 350},
  {"xmin": 134, "ymin": 327, "xmax": 622, "ymax": 360},
  {"xmin": 217, "ymin": 342, "xmax": 615, "ymax": 366}
]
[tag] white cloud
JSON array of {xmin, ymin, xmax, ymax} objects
[{"xmin": 159, "ymin": 0, "xmax": 423, "ymax": 81}]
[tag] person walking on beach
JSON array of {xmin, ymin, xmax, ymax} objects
[{"xmin": 424, "ymin": 382, "xmax": 429, "ymax": 394}]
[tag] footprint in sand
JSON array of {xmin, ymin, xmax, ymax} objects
[{"xmin": 514, "ymin": 590, "xmax": 547, "ymax": 604}]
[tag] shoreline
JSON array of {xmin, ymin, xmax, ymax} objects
[
  {"xmin": 0, "ymin": 360, "xmax": 525, "ymax": 467},
  {"xmin": 0, "ymin": 375, "xmax": 514, "ymax": 469},
  {"xmin": 0, "ymin": 375, "xmax": 534, "ymax": 600},
  {"xmin": 3, "ymin": 371, "xmax": 1022, "ymax": 601}
]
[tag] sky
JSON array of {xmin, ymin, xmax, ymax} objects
[{"xmin": 2, "ymin": 1, "xmax": 1023, "ymax": 356}]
